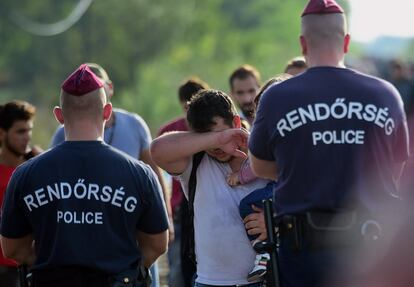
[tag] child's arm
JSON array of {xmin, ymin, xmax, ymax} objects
[
  {"xmin": 227, "ymin": 159, "xmax": 258, "ymax": 186},
  {"xmin": 239, "ymin": 159, "xmax": 258, "ymax": 184}
]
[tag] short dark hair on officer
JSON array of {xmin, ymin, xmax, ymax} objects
[
  {"xmin": 0, "ymin": 100, "xmax": 35, "ymax": 131},
  {"xmin": 187, "ymin": 89, "xmax": 237, "ymax": 133}
]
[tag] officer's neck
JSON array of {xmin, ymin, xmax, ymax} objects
[
  {"xmin": 305, "ymin": 51, "xmax": 346, "ymax": 68},
  {"xmin": 63, "ymin": 121, "xmax": 104, "ymax": 142},
  {"xmin": 308, "ymin": 62, "xmax": 346, "ymax": 69}
]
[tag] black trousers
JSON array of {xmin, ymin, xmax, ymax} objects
[
  {"xmin": 32, "ymin": 267, "xmax": 110, "ymax": 287},
  {"xmin": 0, "ymin": 266, "xmax": 19, "ymax": 287},
  {"xmin": 180, "ymin": 199, "xmax": 196, "ymax": 287}
]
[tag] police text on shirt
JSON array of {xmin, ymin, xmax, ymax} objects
[
  {"xmin": 23, "ymin": 179, "xmax": 138, "ymax": 225},
  {"xmin": 275, "ymin": 99, "xmax": 395, "ymax": 145}
]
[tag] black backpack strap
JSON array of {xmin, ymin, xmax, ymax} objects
[
  {"xmin": 182, "ymin": 151, "xmax": 204, "ymax": 267},
  {"xmin": 188, "ymin": 151, "xmax": 205, "ymax": 214}
]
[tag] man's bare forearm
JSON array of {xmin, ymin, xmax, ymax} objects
[
  {"xmin": 149, "ymin": 165, "xmax": 175, "ymax": 242},
  {"xmin": 140, "ymin": 149, "xmax": 173, "ymax": 219},
  {"xmin": 151, "ymin": 129, "xmax": 248, "ymax": 175},
  {"xmin": 150, "ymin": 131, "xmax": 219, "ymax": 174},
  {"xmin": 249, "ymin": 152, "xmax": 278, "ymax": 180},
  {"xmin": 136, "ymin": 231, "xmax": 168, "ymax": 268},
  {"xmin": 1, "ymin": 235, "xmax": 35, "ymax": 266}
]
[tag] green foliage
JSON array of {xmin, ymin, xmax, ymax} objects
[
  {"xmin": 0, "ymin": 0, "xmax": 347, "ymax": 147},
  {"xmin": 131, "ymin": 0, "xmax": 305, "ymax": 132},
  {"xmin": 0, "ymin": 0, "xmax": 198, "ymax": 146}
]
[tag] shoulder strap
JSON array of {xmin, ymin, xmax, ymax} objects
[
  {"xmin": 183, "ymin": 151, "xmax": 204, "ymax": 266},
  {"xmin": 188, "ymin": 151, "xmax": 205, "ymax": 212}
]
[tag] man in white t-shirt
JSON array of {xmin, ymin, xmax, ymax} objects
[{"xmin": 151, "ymin": 90, "xmax": 268, "ymax": 287}]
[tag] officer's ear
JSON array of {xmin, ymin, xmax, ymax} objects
[
  {"xmin": 53, "ymin": 106, "xmax": 64, "ymax": 124},
  {"xmin": 103, "ymin": 103, "xmax": 112, "ymax": 121},
  {"xmin": 300, "ymin": 35, "xmax": 307, "ymax": 55},
  {"xmin": 344, "ymin": 34, "xmax": 351, "ymax": 54}
]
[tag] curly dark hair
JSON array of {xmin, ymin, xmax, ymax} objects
[
  {"xmin": 178, "ymin": 77, "xmax": 209, "ymax": 103},
  {"xmin": 0, "ymin": 100, "xmax": 35, "ymax": 131},
  {"xmin": 187, "ymin": 89, "xmax": 237, "ymax": 133}
]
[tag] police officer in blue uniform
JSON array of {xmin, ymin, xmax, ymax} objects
[
  {"xmin": 0, "ymin": 64, "xmax": 169, "ymax": 287},
  {"xmin": 249, "ymin": 1, "xmax": 410, "ymax": 286}
]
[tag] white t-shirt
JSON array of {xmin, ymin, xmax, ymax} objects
[{"xmin": 178, "ymin": 154, "xmax": 268, "ymax": 285}]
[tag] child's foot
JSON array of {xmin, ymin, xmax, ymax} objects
[
  {"xmin": 247, "ymin": 253, "xmax": 270, "ymax": 282},
  {"xmin": 226, "ymin": 172, "xmax": 240, "ymax": 186}
]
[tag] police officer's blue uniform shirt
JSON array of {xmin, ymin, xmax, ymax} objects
[
  {"xmin": 0, "ymin": 141, "xmax": 169, "ymax": 274},
  {"xmin": 249, "ymin": 67, "xmax": 409, "ymax": 216}
]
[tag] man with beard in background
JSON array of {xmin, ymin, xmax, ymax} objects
[{"xmin": 229, "ymin": 65, "xmax": 261, "ymax": 126}]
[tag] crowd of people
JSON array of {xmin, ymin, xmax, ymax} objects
[{"xmin": 0, "ymin": 0, "xmax": 413, "ymax": 287}]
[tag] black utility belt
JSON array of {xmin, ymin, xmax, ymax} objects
[
  {"xmin": 205, "ymin": 283, "xmax": 263, "ymax": 287},
  {"xmin": 30, "ymin": 266, "xmax": 151, "ymax": 287},
  {"xmin": 277, "ymin": 211, "xmax": 383, "ymax": 251}
]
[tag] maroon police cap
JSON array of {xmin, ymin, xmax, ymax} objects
[
  {"xmin": 61, "ymin": 64, "xmax": 104, "ymax": 96},
  {"xmin": 302, "ymin": 0, "xmax": 344, "ymax": 17}
]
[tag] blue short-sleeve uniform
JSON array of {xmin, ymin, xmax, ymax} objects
[
  {"xmin": 249, "ymin": 67, "xmax": 409, "ymax": 287},
  {"xmin": 0, "ymin": 141, "xmax": 168, "ymax": 274},
  {"xmin": 250, "ymin": 67, "xmax": 409, "ymax": 216}
]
